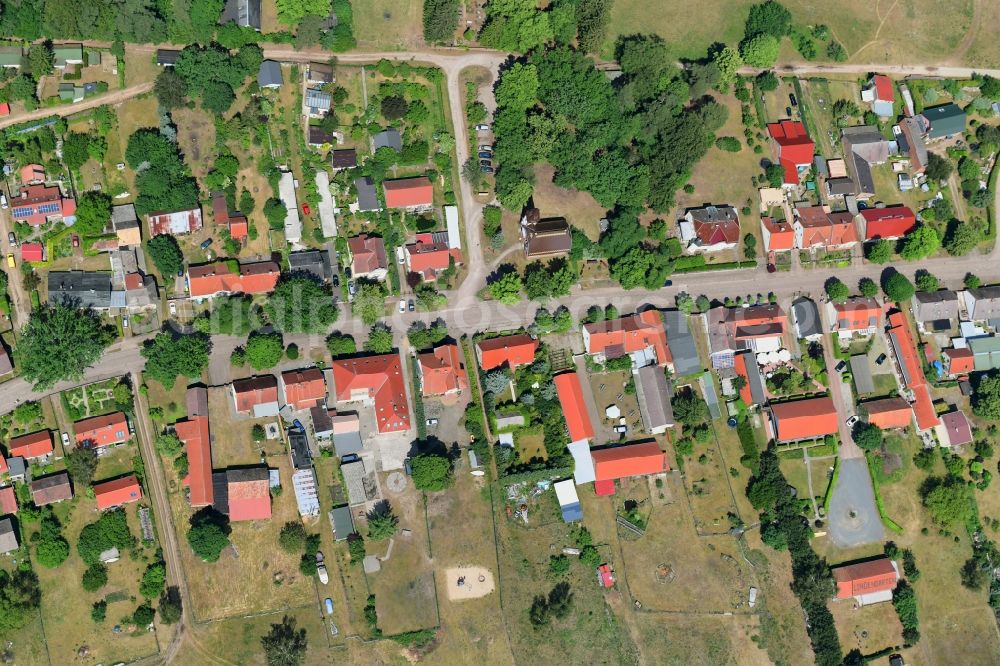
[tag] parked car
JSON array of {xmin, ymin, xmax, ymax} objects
[
  {"xmin": 479, "ymin": 159, "xmax": 492, "ymax": 167},
  {"xmin": 478, "ymin": 144, "xmax": 492, "ymax": 151},
  {"xmin": 785, "ymin": 106, "xmax": 792, "ymax": 116},
  {"xmin": 474, "ymin": 123, "xmax": 490, "ymax": 131},
  {"xmin": 876, "ymin": 353, "xmax": 887, "ymax": 366},
  {"xmin": 348, "ymin": 280, "xmax": 356, "ymax": 296},
  {"xmin": 0, "ymin": 192, "xmax": 7, "ymax": 209},
  {"xmin": 169, "ymin": 301, "xmax": 177, "ymax": 316},
  {"xmin": 60, "ymin": 432, "xmax": 70, "ymax": 447},
  {"xmin": 480, "ymin": 166, "xmax": 494, "ymax": 174},
  {"xmin": 662, "ymin": 279, "xmax": 673, "ymax": 287},
  {"xmin": 6, "ymin": 232, "xmax": 14, "ymax": 247},
  {"xmin": 324, "ymin": 598, "xmax": 334, "ymax": 615},
  {"xmin": 478, "ymin": 151, "xmax": 493, "ymax": 159},
  {"xmin": 835, "ymin": 360, "xmax": 847, "ymax": 372},
  {"xmin": 846, "ymin": 415, "xmax": 859, "ymax": 428},
  {"xmin": 789, "ymin": 93, "xmax": 798, "ymax": 107},
  {"xmin": 122, "ymin": 316, "xmax": 129, "ymax": 329},
  {"xmin": 199, "ymin": 238, "xmax": 212, "ymax": 250},
  {"xmin": 408, "ymin": 300, "xmax": 414, "ymax": 312},
  {"xmin": 398, "ymin": 299, "xmax": 406, "ymax": 313},
  {"xmin": 396, "ymin": 246, "xmax": 405, "ymax": 264},
  {"xmin": 72, "ymin": 235, "xmax": 79, "ymax": 248},
  {"xmin": 426, "ymin": 418, "xmax": 439, "ymax": 426},
  {"xmin": 5, "ymin": 254, "xmax": 13, "ymax": 269}
]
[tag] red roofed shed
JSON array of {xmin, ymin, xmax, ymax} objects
[
  {"xmin": 591, "ymin": 442, "xmax": 667, "ymax": 483},
  {"xmin": 20, "ymin": 242, "xmax": 43, "ymax": 262},
  {"xmin": 554, "ymin": 372, "xmax": 595, "ymax": 443}
]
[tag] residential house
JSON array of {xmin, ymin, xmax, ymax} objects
[
  {"xmin": 554, "ymin": 372, "xmax": 595, "ymax": 444},
  {"xmin": 347, "ymin": 234, "xmax": 389, "ymax": 280},
  {"xmin": 176, "ymin": 386, "xmax": 213, "ymax": 507},
  {"xmin": 476, "ymin": 334, "xmax": 539, "ymax": 370},
  {"xmin": 31, "ymin": 472, "xmax": 72, "ymax": 506},
  {"xmin": 861, "ymin": 397, "xmax": 913, "ymax": 429},
  {"xmin": 581, "ymin": 311, "xmax": 670, "ymax": 368},
  {"xmin": 278, "ymin": 171, "xmax": 302, "ymax": 243},
  {"xmin": 938, "ymin": 410, "xmax": 973, "ymax": 448},
  {"xmin": 148, "ymin": 206, "xmax": 203, "ymax": 236},
  {"xmin": 112, "ymin": 204, "xmax": 141, "ymax": 246},
  {"xmin": 220, "ymin": 0, "xmax": 262, "ymax": 29},
  {"xmin": 0, "ymin": 486, "xmax": 16, "ymax": 515},
  {"xmin": 94, "ymin": 475, "xmax": 143, "ymax": 510},
  {"xmin": 331, "ymin": 355, "xmax": 411, "ymax": 434},
  {"xmin": 793, "ymin": 206, "xmax": 859, "ymax": 250},
  {"xmin": 968, "ymin": 336, "xmax": 1000, "ymax": 371},
  {"xmin": 187, "ymin": 261, "xmax": 280, "ymax": 300},
  {"xmin": 354, "ymin": 176, "xmax": 381, "ymax": 212},
  {"xmin": 0, "ymin": 518, "xmax": 18, "ymax": 555},
  {"xmin": 306, "ymin": 62, "xmax": 334, "ymax": 85},
  {"xmin": 383, "ymin": 177, "xmax": 433, "ymax": 210},
  {"xmin": 281, "ymin": 368, "xmax": 327, "ymax": 410},
  {"xmin": 887, "ymin": 311, "xmax": 939, "ymax": 430},
  {"xmin": 222, "ymin": 468, "xmax": 271, "ymax": 521},
  {"xmin": 53, "ymin": 44, "xmax": 83, "ymax": 69},
  {"xmin": 331, "ymin": 412, "xmax": 363, "ymax": 456},
  {"xmin": 47, "ymin": 271, "xmax": 113, "ymax": 310},
  {"xmin": 20, "ymin": 164, "xmax": 44, "ymax": 184},
  {"xmin": 767, "ymin": 120, "xmax": 814, "ymax": 186},
  {"xmin": 833, "ymin": 557, "xmax": 900, "ymax": 606},
  {"xmin": 792, "ymin": 297, "xmax": 823, "ymax": 341},
  {"xmin": 897, "ymin": 116, "xmax": 930, "ymax": 173},
  {"xmin": 842, "ymin": 126, "xmax": 890, "ymax": 199},
  {"xmin": 75, "ymin": 412, "xmax": 129, "ymax": 449},
  {"xmin": 769, "ymin": 397, "xmax": 838, "ymax": 443},
  {"xmin": 923, "ymin": 103, "xmax": 966, "ymax": 140},
  {"xmin": 912, "ymin": 290, "xmax": 959, "ymax": 331},
  {"xmin": 858, "ymin": 206, "xmax": 917, "ymax": 241},
  {"xmin": 156, "ymin": 49, "xmax": 180, "ymax": 67},
  {"xmin": 331, "ymin": 149, "xmax": 357, "ymax": 170},
  {"xmin": 943, "ymin": 347, "xmax": 974, "ymax": 376},
  {"xmin": 662, "ymin": 310, "xmax": 700, "ymax": 376},
  {"xmin": 404, "ymin": 234, "xmax": 462, "ymax": 281},
  {"xmin": 311, "ymin": 405, "xmax": 334, "ymax": 439},
  {"xmin": 634, "ymin": 365, "xmax": 674, "ymax": 434},
  {"xmin": 308, "ymin": 126, "xmax": 335, "ymax": 147},
  {"xmin": 123, "ymin": 273, "xmax": 158, "ymax": 310},
  {"xmin": 303, "ymin": 89, "xmax": 332, "ymax": 118},
  {"xmin": 0, "ymin": 46, "xmax": 22, "ymax": 69},
  {"xmin": 257, "ymin": 60, "xmax": 282, "ymax": 88},
  {"xmin": 9, "ymin": 430, "xmax": 53, "ymax": 460},
  {"xmin": 417, "ymin": 344, "xmax": 468, "ymax": 397},
  {"xmin": 288, "ymin": 249, "xmax": 333, "ymax": 283},
  {"xmin": 590, "ymin": 441, "xmax": 668, "ymax": 496},
  {"xmin": 20, "ymin": 242, "xmax": 43, "ymax": 262},
  {"xmin": 12, "ymin": 184, "xmax": 76, "ymax": 226},
  {"xmin": 761, "ymin": 216, "xmax": 795, "ymax": 253},
  {"xmin": 827, "ymin": 297, "xmax": 881, "ymax": 338},
  {"xmin": 678, "ymin": 205, "xmax": 740, "ymax": 253},
  {"xmin": 372, "ymin": 128, "xmax": 402, "ymax": 152},
  {"xmin": 862, "ymin": 75, "xmax": 895, "ymax": 118},
  {"xmin": 232, "ymin": 375, "xmax": 280, "ymax": 417},
  {"xmin": 520, "ymin": 207, "xmax": 571, "ymax": 259},
  {"xmin": 961, "ymin": 287, "xmax": 1000, "ymax": 324},
  {"xmin": 706, "ymin": 304, "xmax": 788, "ymax": 368}
]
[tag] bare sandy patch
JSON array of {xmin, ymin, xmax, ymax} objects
[{"xmin": 444, "ymin": 567, "xmax": 495, "ymax": 601}]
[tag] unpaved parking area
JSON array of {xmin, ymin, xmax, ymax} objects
[{"xmin": 827, "ymin": 457, "xmax": 884, "ymax": 548}]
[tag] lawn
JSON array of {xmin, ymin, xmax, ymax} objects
[
  {"xmin": 630, "ymin": 612, "xmax": 771, "ymax": 665},
  {"xmin": 188, "ymin": 605, "xmax": 337, "ymax": 665},
  {"xmin": 798, "ymin": 77, "xmax": 861, "ymax": 158},
  {"xmin": 779, "ymin": 457, "xmax": 811, "ymax": 500},
  {"xmin": 514, "ymin": 429, "xmax": 546, "ymax": 462},
  {"xmin": 353, "ymin": 0, "xmax": 424, "ymax": 50},
  {"xmin": 830, "ymin": 598, "xmax": 904, "ymax": 657},
  {"xmin": 530, "ymin": 163, "xmax": 607, "ymax": 242},
  {"xmin": 684, "ymin": 421, "xmax": 744, "ymax": 534}
]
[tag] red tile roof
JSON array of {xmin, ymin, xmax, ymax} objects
[
  {"xmin": 591, "ymin": 442, "xmax": 667, "ymax": 481},
  {"xmin": 833, "ymin": 558, "xmax": 898, "ymax": 599},
  {"xmin": 861, "ymin": 206, "xmax": 917, "ymax": 240},
  {"xmin": 944, "ymin": 347, "xmax": 974, "ymax": 375},
  {"xmin": 124, "ymin": 272, "xmax": 143, "ymax": 290},
  {"xmin": 75, "ymin": 412, "xmax": 129, "ymax": 448},
  {"xmin": 727, "ymin": 304, "xmax": 787, "ymax": 340},
  {"xmin": 12, "ymin": 184, "xmax": 76, "ymax": 226},
  {"xmin": 94, "ymin": 475, "xmax": 143, "ymax": 510},
  {"xmin": 229, "ymin": 215, "xmax": 248, "ymax": 241},
  {"xmin": 862, "ymin": 397, "xmax": 912, "ymax": 429},
  {"xmin": 583, "ymin": 311, "xmax": 671, "ymax": 366},
  {"xmin": 406, "ymin": 241, "xmax": 462, "ymax": 280},
  {"xmin": 768, "ymin": 120, "xmax": 814, "ymax": 184},
  {"xmin": 232, "ymin": 375, "xmax": 279, "ymax": 412},
  {"xmin": 598, "ymin": 563, "xmax": 615, "ymax": 587},
  {"xmin": 888, "ymin": 311, "xmax": 939, "ymax": 430},
  {"xmin": 940, "ymin": 410, "xmax": 973, "ymax": 447},
  {"xmin": 227, "ymin": 469, "xmax": 271, "ymax": 521},
  {"xmin": 20, "ymin": 164, "xmax": 44, "ymax": 183},
  {"xmin": 693, "ymin": 216, "xmax": 740, "ymax": 246},
  {"xmin": 9, "ymin": 430, "xmax": 53, "ymax": 459},
  {"xmin": 20, "ymin": 242, "xmax": 43, "ymax": 262},
  {"xmin": 176, "ymin": 415, "xmax": 213, "ymax": 506},
  {"xmin": 347, "ymin": 234, "xmax": 388, "ymax": 276},
  {"xmin": 770, "ymin": 397, "xmax": 838, "ymax": 442},
  {"xmin": 0, "ymin": 103, "xmax": 9, "ymax": 117},
  {"xmin": 0, "ymin": 455, "xmax": 6, "ymax": 475},
  {"xmin": 281, "ymin": 368, "xmax": 326, "ymax": 410},
  {"xmin": 733, "ymin": 352, "xmax": 756, "ymax": 406},
  {"xmin": 331, "ymin": 354, "xmax": 410, "ymax": 433},
  {"xmin": 795, "ymin": 207, "xmax": 859, "ymax": 247},
  {"xmin": 834, "ymin": 298, "xmax": 882, "ymax": 331},
  {"xmin": 872, "ymin": 75, "xmax": 894, "ymax": 102},
  {"xmin": 383, "ymin": 177, "xmax": 433, "ymax": 208},
  {"xmin": 418, "ymin": 344, "xmax": 468, "ymax": 396},
  {"xmin": 0, "ymin": 486, "xmax": 16, "ymax": 514},
  {"xmin": 762, "ymin": 217, "xmax": 795, "ymax": 252},
  {"xmin": 554, "ymin": 372, "xmax": 595, "ymax": 443},
  {"xmin": 188, "ymin": 261, "xmax": 280, "ymax": 298},
  {"xmin": 477, "ymin": 334, "xmax": 538, "ymax": 370}
]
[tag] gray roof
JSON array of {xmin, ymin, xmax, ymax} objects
[
  {"xmin": 826, "ymin": 177, "xmax": 856, "ymax": 196},
  {"xmin": 792, "ymin": 298, "xmax": 822, "ymax": 339},
  {"xmin": 111, "ymin": 204, "xmax": 139, "ymax": 229},
  {"xmin": 333, "ymin": 430, "xmax": 363, "ymax": 457},
  {"xmin": 662, "ymin": 309, "xmax": 700, "ymax": 376},
  {"xmin": 850, "ymin": 355, "xmax": 876, "ymax": 394},
  {"xmin": 156, "ymin": 49, "xmax": 180, "ymax": 66},
  {"xmin": 634, "ymin": 365, "xmax": 674, "ymax": 432},
  {"xmin": 923, "ymin": 103, "xmax": 966, "ymax": 139},
  {"xmin": 341, "ymin": 460, "xmax": 367, "ymax": 505},
  {"xmin": 304, "ymin": 88, "xmax": 331, "ymax": 112},
  {"xmin": 0, "ymin": 517, "xmax": 17, "ymax": 554},
  {"xmin": 355, "ymin": 177, "xmax": 380, "ymax": 211},
  {"xmin": 7, "ymin": 457, "xmax": 25, "ymax": 478},
  {"xmin": 813, "ymin": 155, "xmax": 829, "ymax": 178},
  {"xmin": 289, "ymin": 429, "xmax": 312, "ymax": 470},
  {"xmin": 48, "ymin": 271, "xmax": 113, "ymax": 310},
  {"xmin": 912, "ymin": 290, "xmax": 959, "ymax": 323},
  {"xmin": 686, "ymin": 204, "xmax": 739, "ymax": 225},
  {"xmin": 310, "ymin": 405, "xmax": 333, "ymax": 437},
  {"xmin": 220, "ymin": 0, "xmax": 261, "ymax": 29},
  {"xmin": 899, "ymin": 116, "xmax": 928, "ymax": 166},
  {"xmin": 288, "ymin": 249, "xmax": 332, "ymax": 282},
  {"xmin": 125, "ymin": 274, "xmax": 158, "ymax": 309},
  {"xmin": 373, "ymin": 128, "xmax": 402, "ymax": 152},
  {"xmin": 257, "ymin": 60, "xmax": 282, "ymax": 88},
  {"xmin": 966, "ymin": 287, "xmax": 1000, "ymax": 321},
  {"xmin": 330, "ymin": 505, "xmax": 354, "ymax": 540},
  {"xmin": 738, "ymin": 351, "xmax": 766, "ymax": 405}
]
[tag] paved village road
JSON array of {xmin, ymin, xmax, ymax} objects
[{"xmin": 826, "ymin": 457, "xmax": 885, "ymax": 548}]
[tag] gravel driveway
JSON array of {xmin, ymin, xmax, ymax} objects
[{"xmin": 826, "ymin": 457, "xmax": 884, "ymax": 548}]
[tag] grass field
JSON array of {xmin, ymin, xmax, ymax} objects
[
  {"xmin": 189, "ymin": 605, "xmax": 336, "ymax": 665},
  {"xmin": 530, "ymin": 163, "xmax": 607, "ymax": 242},
  {"xmin": 685, "ymin": 421, "xmax": 743, "ymax": 533},
  {"xmin": 830, "ymin": 598, "xmax": 903, "ymax": 657},
  {"xmin": 353, "ymin": 0, "xmax": 424, "ymax": 50},
  {"xmin": 630, "ymin": 612, "xmax": 771, "ymax": 665}
]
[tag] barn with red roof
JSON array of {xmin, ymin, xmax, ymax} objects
[
  {"xmin": 859, "ymin": 206, "xmax": 917, "ymax": 240},
  {"xmin": 554, "ymin": 372, "xmax": 595, "ymax": 444},
  {"xmin": 591, "ymin": 442, "xmax": 668, "ymax": 495},
  {"xmin": 833, "ymin": 557, "xmax": 899, "ymax": 605}
]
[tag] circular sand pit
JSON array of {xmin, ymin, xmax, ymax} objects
[
  {"xmin": 386, "ymin": 472, "xmax": 407, "ymax": 494},
  {"xmin": 445, "ymin": 567, "xmax": 495, "ymax": 601}
]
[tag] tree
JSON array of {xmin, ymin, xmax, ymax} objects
[
  {"xmin": 261, "ymin": 615, "xmax": 308, "ymax": 666},
  {"xmin": 944, "ymin": 220, "xmax": 983, "ymax": 256},
  {"xmin": 914, "ymin": 270, "xmax": 939, "ymax": 292},
  {"xmin": 745, "ymin": 0, "xmax": 793, "ymax": 37},
  {"xmin": 411, "ymin": 452, "xmax": 452, "ymax": 491},
  {"xmin": 712, "ymin": 46, "xmax": 742, "ymax": 85},
  {"xmin": 158, "ymin": 590, "xmax": 183, "ymax": 625},
  {"xmin": 142, "ymin": 332, "xmax": 211, "ymax": 388},
  {"xmin": 186, "ymin": 508, "xmax": 231, "ymax": 562},
  {"xmin": 245, "ymin": 331, "xmax": 284, "ymax": 370},
  {"xmin": 494, "ymin": 62, "xmax": 539, "ymax": 112},
  {"xmin": 973, "ymin": 371, "xmax": 1000, "ymax": 420},
  {"xmin": 154, "ymin": 69, "xmax": 187, "ymax": 109},
  {"xmin": 363, "ymin": 325, "xmax": 393, "ymax": 353},
  {"xmin": 671, "ymin": 390, "xmax": 709, "ymax": 427},
  {"xmin": 858, "ymin": 277, "xmax": 878, "ymax": 298},
  {"xmin": 156, "ymin": 433, "xmax": 184, "ymax": 455},
  {"xmin": 91, "ymin": 600, "xmax": 107, "ymax": 623},
  {"xmin": 764, "ymin": 163, "xmax": 785, "ymax": 187},
  {"xmin": 62, "ymin": 132, "xmax": 93, "ymax": 171},
  {"xmin": 146, "ymin": 234, "xmax": 185, "ymax": 278},
  {"xmin": 72, "ymin": 191, "xmax": 113, "ymax": 236},
  {"xmin": 81, "ymin": 563, "xmax": 108, "ymax": 592},
  {"xmin": 380, "ymin": 95, "xmax": 408, "ymax": 120},
  {"xmin": 899, "ymin": 225, "xmax": 940, "ymax": 260},
  {"xmin": 140, "ymin": 561, "xmax": 167, "ymax": 599},
  {"xmin": 960, "ymin": 557, "xmax": 988, "ymax": 589},
  {"xmin": 353, "ymin": 282, "xmax": 387, "ymax": 326},
  {"xmin": 33, "ymin": 514, "xmax": 70, "ymax": 568},
  {"xmin": 921, "ymin": 476, "xmax": 974, "ymax": 525},
  {"xmin": 326, "ymin": 332, "xmax": 356, "ymax": 357},
  {"xmin": 824, "ymin": 277, "xmax": 849, "ymax": 302},
  {"xmin": 195, "ymin": 296, "xmax": 257, "ymax": 336},
  {"xmin": 264, "ymin": 275, "xmax": 338, "ymax": 333},
  {"xmin": 423, "ymin": 0, "xmax": 460, "ymax": 42},
  {"xmin": 28, "ymin": 42, "xmax": 54, "ymax": 77},
  {"xmin": 78, "ymin": 510, "xmax": 134, "ymax": 566},
  {"xmin": 488, "ymin": 269, "xmax": 523, "ymax": 305},
  {"xmin": 18, "ymin": 303, "xmax": 113, "ymax": 390},
  {"xmin": 0, "ymin": 570, "xmax": 41, "ymax": 632},
  {"xmin": 882, "ymin": 272, "xmax": 915, "ymax": 303},
  {"xmin": 366, "ymin": 505, "xmax": 399, "ymax": 541},
  {"xmin": 924, "ymin": 152, "xmax": 953, "ymax": 182},
  {"xmin": 715, "ymin": 136, "xmax": 742, "ymax": 152},
  {"xmin": 133, "ymin": 603, "xmax": 155, "ymax": 626},
  {"xmin": 279, "ymin": 522, "xmax": 307, "ymax": 553},
  {"xmin": 65, "ymin": 446, "xmax": 99, "ymax": 487},
  {"xmin": 853, "ymin": 422, "xmax": 883, "ymax": 451},
  {"xmin": 740, "ymin": 34, "xmax": 780, "ymax": 68},
  {"xmin": 865, "ymin": 239, "xmax": 892, "ymax": 264},
  {"xmin": 826, "ymin": 41, "xmax": 847, "ymax": 62},
  {"xmin": 756, "ymin": 71, "xmax": 779, "ymax": 91},
  {"xmin": 263, "ymin": 198, "xmax": 288, "ymax": 230},
  {"xmin": 965, "ymin": 273, "xmax": 982, "ymax": 289}
]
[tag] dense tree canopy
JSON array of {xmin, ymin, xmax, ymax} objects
[
  {"xmin": 126, "ymin": 129, "xmax": 199, "ymax": 216},
  {"xmin": 882, "ymin": 272, "xmax": 915, "ymax": 303},
  {"xmin": 0, "ymin": 0, "xmax": 168, "ymax": 43},
  {"xmin": 899, "ymin": 225, "xmax": 940, "ymax": 260},
  {"xmin": 0, "ymin": 569, "xmax": 41, "ymax": 632},
  {"xmin": 411, "ymin": 452, "xmax": 453, "ymax": 491},
  {"xmin": 264, "ymin": 275, "xmax": 338, "ymax": 333},
  {"xmin": 865, "ymin": 239, "xmax": 892, "ymax": 264},
  {"xmin": 973, "ymin": 372, "xmax": 1000, "ymax": 421},
  {"xmin": 824, "ymin": 277, "xmax": 849, "ymax": 302},
  {"xmin": 19, "ymin": 303, "xmax": 114, "ymax": 390},
  {"xmin": 244, "ymin": 331, "xmax": 285, "ymax": 370},
  {"xmin": 922, "ymin": 476, "xmax": 975, "ymax": 526},
  {"xmin": 187, "ymin": 508, "xmax": 231, "ymax": 562},
  {"xmin": 146, "ymin": 234, "xmax": 185, "ymax": 278},
  {"xmin": 261, "ymin": 615, "xmax": 308, "ymax": 666},
  {"xmin": 73, "ymin": 191, "xmax": 113, "ymax": 236},
  {"xmin": 141, "ymin": 332, "xmax": 212, "ymax": 388}
]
